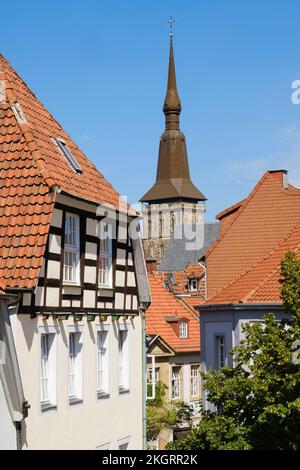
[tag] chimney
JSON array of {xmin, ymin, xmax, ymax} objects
[
  {"xmin": 146, "ymin": 258, "xmax": 158, "ymax": 274},
  {"xmin": 282, "ymin": 170, "xmax": 288, "ymax": 189}
]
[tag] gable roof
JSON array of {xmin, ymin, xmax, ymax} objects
[
  {"xmin": 0, "ymin": 54, "xmax": 132, "ymax": 210},
  {"xmin": 205, "ymin": 222, "xmax": 300, "ymax": 305},
  {"xmin": 0, "ymin": 53, "xmax": 134, "ymax": 290},
  {"xmin": 146, "ymin": 272, "xmax": 200, "ymax": 352},
  {"xmin": 205, "ymin": 170, "xmax": 300, "ymax": 298}
]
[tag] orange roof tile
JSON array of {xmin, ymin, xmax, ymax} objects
[
  {"xmin": 205, "ymin": 223, "xmax": 300, "ymax": 305},
  {"xmin": 146, "ymin": 272, "xmax": 200, "ymax": 352},
  {"xmin": 205, "ymin": 170, "xmax": 300, "ymax": 298},
  {"xmin": 0, "ymin": 53, "xmax": 134, "ymax": 213},
  {"xmin": 0, "ymin": 103, "xmax": 55, "ymax": 289},
  {"xmin": 0, "ymin": 53, "xmax": 135, "ymax": 290}
]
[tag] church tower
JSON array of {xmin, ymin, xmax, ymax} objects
[{"xmin": 140, "ymin": 30, "xmax": 206, "ymax": 261}]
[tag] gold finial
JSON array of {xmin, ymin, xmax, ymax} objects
[{"xmin": 167, "ymin": 16, "xmax": 176, "ymax": 37}]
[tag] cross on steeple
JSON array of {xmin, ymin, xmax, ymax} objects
[{"xmin": 167, "ymin": 16, "xmax": 176, "ymax": 37}]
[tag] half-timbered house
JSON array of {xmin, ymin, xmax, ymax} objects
[{"xmin": 0, "ymin": 53, "xmax": 150, "ymax": 449}]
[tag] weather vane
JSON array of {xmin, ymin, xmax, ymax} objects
[{"xmin": 167, "ymin": 16, "xmax": 176, "ymax": 37}]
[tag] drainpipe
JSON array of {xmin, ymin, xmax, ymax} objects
[
  {"xmin": 1, "ymin": 294, "xmax": 28, "ymax": 450},
  {"xmin": 141, "ymin": 308, "xmax": 147, "ymax": 450}
]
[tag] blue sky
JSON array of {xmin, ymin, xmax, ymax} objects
[{"xmin": 2, "ymin": 0, "xmax": 300, "ymax": 220}]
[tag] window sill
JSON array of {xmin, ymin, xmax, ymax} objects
[
  {"xmin": 63, "ymin": 283, "xmax": 82, "ymax": 288},
  {"xmin": 69, "ymin": 397, "xmax": 83, "ymax": 406},
  {"xmin": 118, "ymin": 387, "xmax": 130, "ymax": 395},
  {"xmin": 41, "ymin": 402, "xmax": 57, "ymax": 412},
  {"xmin": 97, "ymin": 391, "xmax": 110, "ymax": 400}
]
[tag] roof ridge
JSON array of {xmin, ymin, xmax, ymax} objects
[
  {"xmin": 205, "ymin": 171, "xmax": 272, "ymax": 260},
  {"xmin": 0, "ymin": 53, "xmax": 135, "ymax": 214}
]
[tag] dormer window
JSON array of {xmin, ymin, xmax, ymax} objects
[
  {"xmin": 179, "ymin": 320, "xmax": 188, "ymax": 339},
  {"xmin": 53, "ymin": 137, "xmax": 83, "ymax": 174},
  {"xmin": 188, "ymin": 278, "xmax": 198, "ymax": 292}
]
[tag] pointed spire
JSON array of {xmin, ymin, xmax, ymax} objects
[
  {"xmin": 140, "ymin": 25, "xmax": 206, "ymax": 204},
  {"xmin": 163, "ymin": 36, "xmax": 182, "ymax": 130}
]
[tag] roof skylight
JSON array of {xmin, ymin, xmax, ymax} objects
[{"xmin": 53, "ymin": 137, "xmax": 83, "ymax": 174}]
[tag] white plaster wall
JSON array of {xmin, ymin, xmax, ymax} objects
[
  {"xmin": 0, "ymin": 378, "xmax": 16, "ymax": 450},
  {"xmin": 12, "ymin": 314, "xmax": 143, "ymax": 450}
]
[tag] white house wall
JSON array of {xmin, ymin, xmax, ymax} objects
[
  {"xmin": 0, "ymin": 377, "xmax": 16, "ymax": 450},
  {"xmin": 12, "ymin": 313, "xmax": 143, "ymax": 450}
]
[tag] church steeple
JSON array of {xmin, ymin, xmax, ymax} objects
[
  {"xmin": 140, "ymin": 33, "xmax": 206, "ymax": 203},
  {"xmin": 163, "ymin": 36, "xmax": 182, "ymax": 130}
]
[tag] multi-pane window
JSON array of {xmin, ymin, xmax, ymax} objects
[
  {"xmin": 147, "ymin": 367, "xmax": 159, "ymax": 384},
  {"xmin": 40, "ymin": 333, "xmax": 56, "ymax": 408},
  {"xmin": 216, "ymin": 335, "xmax": 226, "ymax": 370},
  {"xmin": 97, "ymin": 331, "xmax": 109, "ymax": 396},
  {"xmin": 68, "ymin": 332, "xmax": 83, "ymax": 402},
  {"xmin": 99, "ymin": 222, "xmax": 112, "ymax": 288},
  {"xmin": 171, "ymin": 366, "xmax": 181, "ymax": 399},
  {"xmin": 188, "ymin": 278, "xmax": 198, "ymax": 292},
  {"xmin": 179, "ymin": 320, "xmax": 188, "ymax": 339},
  {"xmin": 190, "ymin": 365, "xmax": 200, "ymax": 397},
  {"xmin": 64, "ymin": 213, "xmax": 80, "ymax": 284},
  {"xmin": 118, "ymin": 328, "xmax": 129, "ymax": 391}
]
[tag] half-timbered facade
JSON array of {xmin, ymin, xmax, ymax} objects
[
  {"xmin": 19, "ymin": 194, "xmax": 141, "ymax": 318},
  {"xmin": 0, "ymin": 53, "xmax": 150, "ymax": 449}
]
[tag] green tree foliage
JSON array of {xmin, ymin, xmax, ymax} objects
[
  {"xmin": 146, "ymin": 381, "xmax": 193, "ymax": 443},
  {"xmin": 168, "ymin": 251, "xmax": 300, "ymax": 450}
]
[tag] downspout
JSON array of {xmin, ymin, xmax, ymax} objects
[
  {"xmin": 141, "ymin": 308, "xmax": 147, "ymax": 450},
  {"xmin": 1, "ymin": 294, "xmax": 28, "ymax": 450}
]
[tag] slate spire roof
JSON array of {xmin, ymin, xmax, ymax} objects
[
  {"xmin": 140, "ymin": 37, "xmax": 206, "ymax": 203},
  {"xmin": 0, "ymin": 53, "xmax": 133, "ymax": 290}
]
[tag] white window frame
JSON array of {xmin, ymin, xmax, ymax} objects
[
  {"xmin": 117, "ymin": 436, "xmax": 130, "ymax": 450},
  {"xmin": 98, "ymin": 222, "xmax": 113, "ymax": 288},
  {"xmin": 146, "ymin": 355, "xmax": 158, "ymax": 400},
  {"xmin": 39, "ymin": 327, "xmax": 57, "ymax": 411},
  {"xmin": 190, "ymin": 364, "xmax": 200, "ymax": 398},
  {"xmin": 68, "ymin": 328, "xmax": 83, "ymax": 403},
  {"xmin": 188, "ymin": 278, "xmax": 198, "ymax": 292},
  {"xmin": 96, "ymin": 442, "xmax": 111, "ymax": 450},
  {"xmin": 118, "ymin": 324, "xmax": 130, "ymax": 393},
  {"xmin": 64, "ymin": 212, "xmax": 80, "ymax": 285},
  {"xmin": 96, "ymin": 327, "xmax": 110, "ymax": 397},
  {"xmin": 216, "ymin": 334, "xmax": 226, "ymax": 370},
  {"xmin": 179, "ymin": 320, "xmax": 188, "ymax": 339},
  {"xmin": 171, "ymin": 366, "xmax": 181, "ymax": 400}
]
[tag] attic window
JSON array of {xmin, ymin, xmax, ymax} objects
[
  {"xmin": 188, "ymin": 278, "xmax": 198, "ymax": 292},
  {"xmin": 53, "ymin": 137, "xmax": 83, "ymax": 174},
  {"xmin": 179, "ymin": 320, "xmax": 188, "ymax": 339},
  {"xmin": 169, "ymin": 273, "xmax": 177, "ymax": 286}
]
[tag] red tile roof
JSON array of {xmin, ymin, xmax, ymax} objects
[
  {"xmin": 146, "ymin": 272, "xmax": 200, "ymax": 352},
  {"xmin": 205, "ymin": 170, "xmax": 300, "ymax": 298},
  {"xmin": 0, "ymin": 54, "xmax": 133, "ymax": 212},
  {"xmin": 205, "ymin": 223, "xmax": 300, "ymax": 305},
  {"xmin": 0, "ymin": 53, "xmax": 134, "ymax": 290}
]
